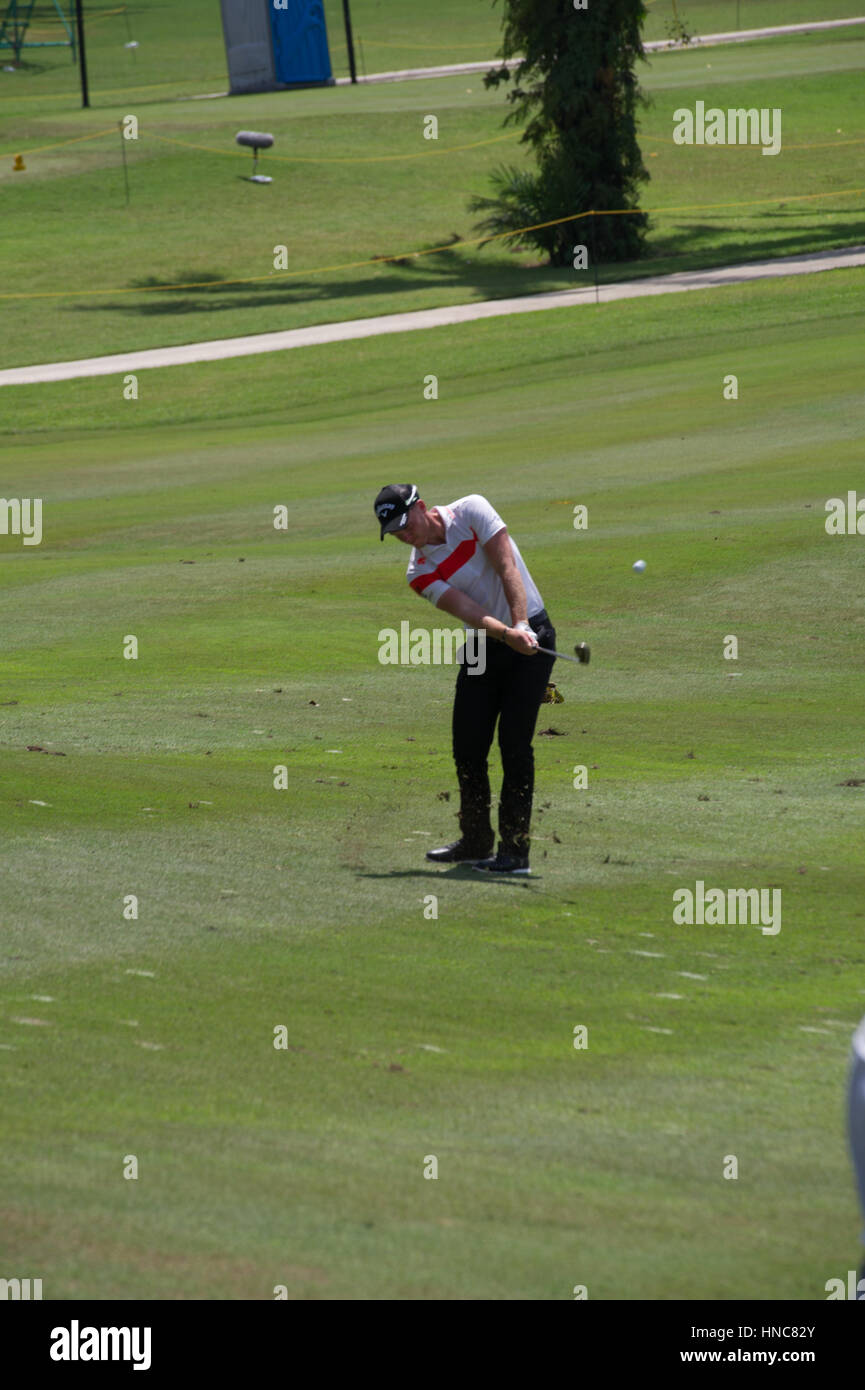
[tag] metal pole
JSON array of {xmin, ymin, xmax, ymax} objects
[
  {"xmin": 74, "ymin": 0, "xmax": 89, "ymax": 107},
  {"xmin": 590, "ymin": 212, "xmax": 599, "ymax": 305},
  {"xmin": 119, "ymin": 120, "xmax": 130, "ymax": 205},
  {"xmin": 341, "ymin": 0, "xmax": 357, "ymax": 84}
]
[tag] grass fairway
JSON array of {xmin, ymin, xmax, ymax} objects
[
  {"xmin": 2, "ymin": 271, "xmax": 864, "ymax": 1299},
  {"xmin": 2, "ymin": 26, "xmax": 864, "ymax": 369},
  {"xmin": 2, "ymin": 0, "xmax": 864, "ymax": 101}
]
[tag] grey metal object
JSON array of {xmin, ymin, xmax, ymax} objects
[
  {"xmin": 221, "ymin": 0, "xmax": 276, "ymax": 94},
  {"xmin": 236, "ymin": 129, "xmax": 274, "ymax": 182}
]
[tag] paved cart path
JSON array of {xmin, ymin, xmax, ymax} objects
[{"xmin": 2, "ymin": 244, "xmax": 863, "ymax": 388}]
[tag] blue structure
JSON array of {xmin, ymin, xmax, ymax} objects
[
  {"xmin": 220, "ymin": 0, "xmax": 334, "ymax": 95},
  {"xmin": 269, "ymin": 0, "xmax": 332, "ymax": 87}
]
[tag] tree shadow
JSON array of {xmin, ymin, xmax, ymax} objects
[
  {"xmin": 64, "ymin": 218, "xmax": 865, "ymax": 322},
  {"xmin": 68, "ymin": 246, "xmax": 559, "ymax": 318},
  {"xmin": 639, "ymin": 215, "xmax": 865, "ymax": 273}
]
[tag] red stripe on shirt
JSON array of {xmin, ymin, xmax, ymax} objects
[{"xmin": 409, "ymin": 529, "xmax": 478, "ymax": 594}]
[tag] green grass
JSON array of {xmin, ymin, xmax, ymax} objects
[
  {"xmin": 1, "ymin": 24, "xmax": 864, "ymax": 369},
  {"xmin": 2, "ymin": 272, "xmax": 864, "ymax": 1298},
  {"xmin": 3, "ymin": 0, "xmax": 864, "ymax": 103}
]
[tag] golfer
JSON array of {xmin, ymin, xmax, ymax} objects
[{"xmin": 374, "ymin": 484, "xmax": 556, "ymax": 875}]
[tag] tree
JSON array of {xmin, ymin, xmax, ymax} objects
[{"xmin": 470, "ymin": 0, "xmax": 651, "ymax": 265}]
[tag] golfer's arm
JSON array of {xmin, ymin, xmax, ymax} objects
[
  {"xmin": 434, "ymin": 586, "xmax": 511, "ymax": 642},
  {"xmin": 483, "ymin": 527, "xmax": 528, "ymax": 624}
]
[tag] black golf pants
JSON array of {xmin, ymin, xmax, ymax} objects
[{"xmin": 452, "ymin": 610, "xmax": 556, "ymax": 859}]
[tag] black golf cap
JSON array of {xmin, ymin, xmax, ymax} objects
[{"xmin": 374, "ymin": 483, "xmax": 420, "ymax": 540}]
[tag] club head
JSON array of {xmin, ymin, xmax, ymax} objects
[{"xmin": 574, "ymin": 642, "xmax": 590, "ymax": 664}]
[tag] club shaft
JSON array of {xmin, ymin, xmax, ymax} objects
[{"xmin": 536, "ymin": 645, "xmax": 584, "ymax": 665}]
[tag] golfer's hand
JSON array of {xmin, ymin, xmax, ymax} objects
[{"xmin": 506, "ymin": 625, "xmax": 539, "ymax": 656}]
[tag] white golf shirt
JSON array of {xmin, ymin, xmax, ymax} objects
[{"xmin": 406, "ymin": 494, "xmax": 544, "ymax": 627}]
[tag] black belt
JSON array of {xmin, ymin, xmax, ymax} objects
[{"xmin": 528, "ymin": 609, "xmax": 551, "ymax": 632}]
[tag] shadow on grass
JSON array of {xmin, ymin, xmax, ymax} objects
[
  {"xmin": 634, "ymin": 213, "xmax": 865, "ymax": 278},
  {"xmin": 64, "ymin": 217, "xmax": 865, "ymax": 321},
  {"xmin": 356, "ymin": 866, "xmax": 539, "ymax": 885},
  {"xmin": 68, "ymin": 247, "xmax": 553, "ymax": 318}
]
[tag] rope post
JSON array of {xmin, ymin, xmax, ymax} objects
[
  {"xmin": 342, "ymin": 0, "xmax": 357, "ymax": 84},
  {"xmin": 74, "ymin": 0, "xmax": 89, "ymax": 108},
  {"xmin": 590, "ymin": 211, "xmax": 599, "ymax": 305},
  {"xmin": 119, "ymin": 120, "xmax": 130, "ymax": 205}
]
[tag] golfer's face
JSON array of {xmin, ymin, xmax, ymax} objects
[{"xmin": 393, "ymin": 506, "xmax": 423, "ymax": 546}]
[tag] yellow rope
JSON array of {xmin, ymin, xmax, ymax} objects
[
  {"xmin": 148, "ymin": 129, "xmax": 517, "ymax": 164},
  {"xmin": 4, "ymin": 126, "xmax": 115, "ymax": 158},
  {"xmin": 86, "ymin": 6, "xmax": 130, "ymax": 27},
  {"xmin": 26, "ymin": 2, "xmax": 126, "ymax": 30},
  {"xmin": 1, "ymin": 127, "xmax": 515, "ymax": 165},
  {"xmin": 1, "ymin": 184, "xmax": 862, "ymax": 302},
  {"xmin": 7, "ymin": 124, "xmax": 860, "ymax": 166},
  {"xmin": 0, "ymin": 78, "xmax": 227, "ymax": 103}
]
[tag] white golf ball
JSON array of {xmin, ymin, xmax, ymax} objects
[{"xmin": 633, "ymin": 559, "xmax": 646, "ymax": 573}]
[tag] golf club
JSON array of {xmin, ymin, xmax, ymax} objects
[{"xmin": 535, "ymin": 640, "xmax": 591, "ymax": 666}]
